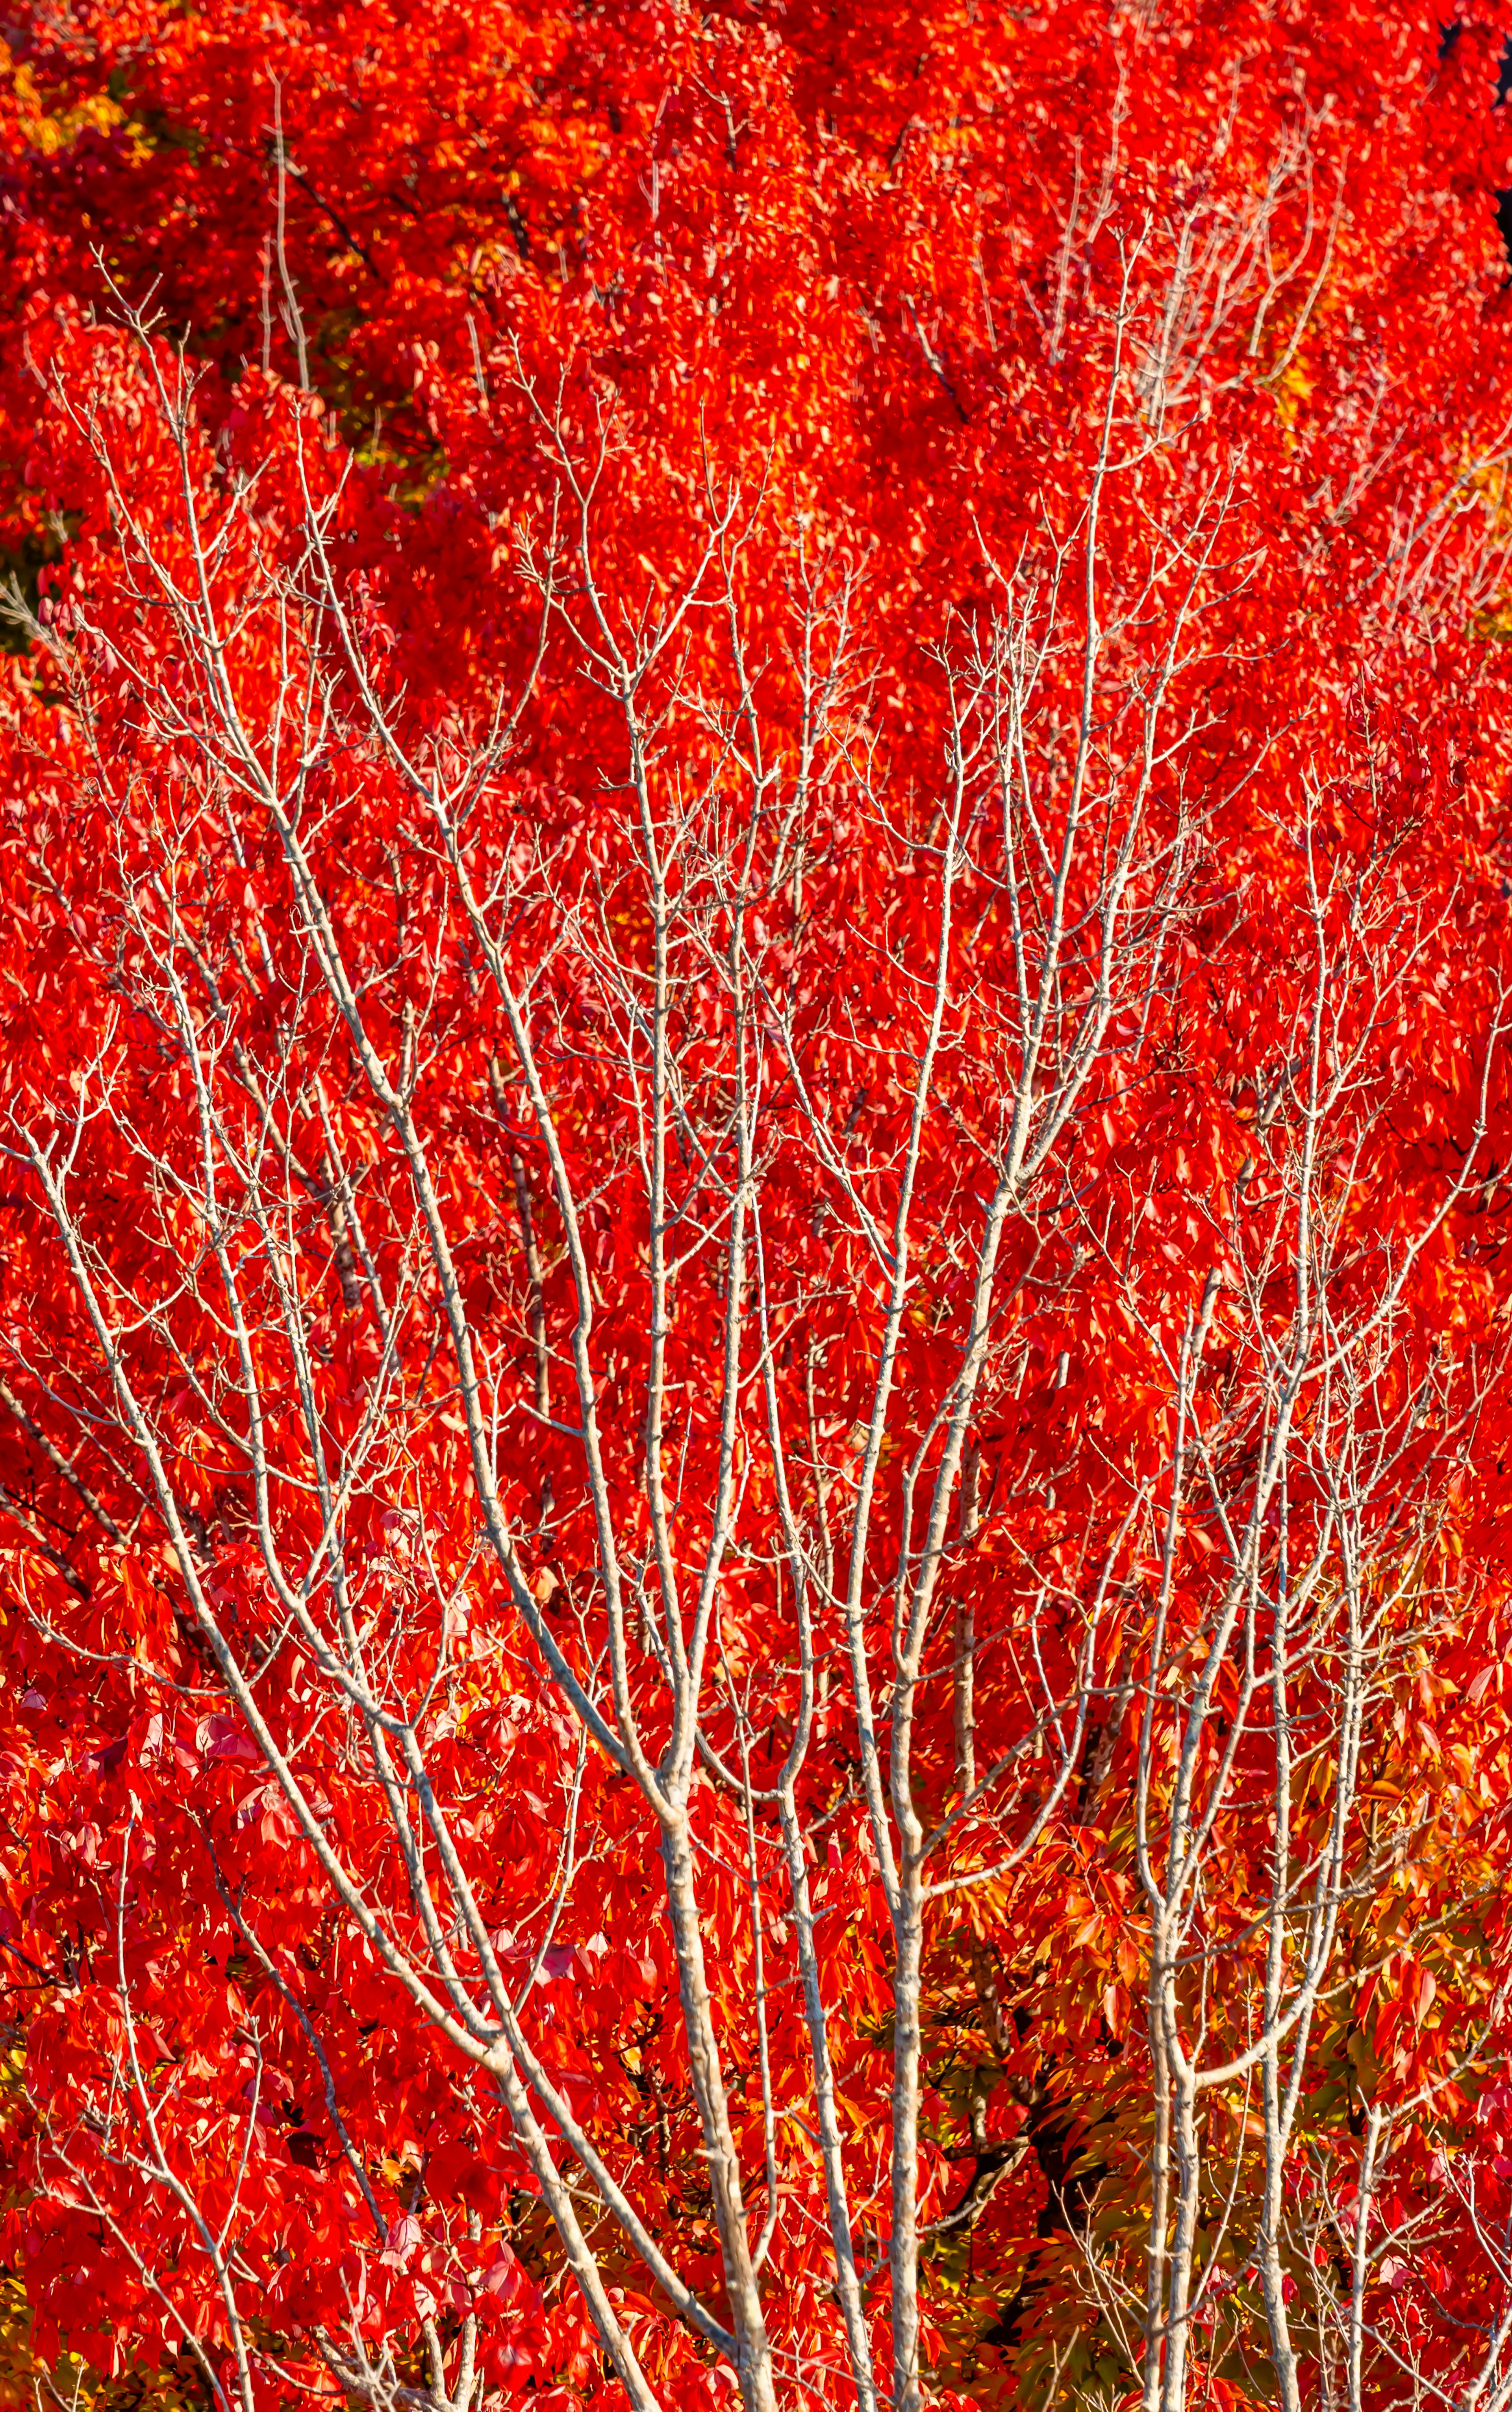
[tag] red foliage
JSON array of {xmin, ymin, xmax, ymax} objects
[{"xmin": 4, "ymin": 7, "xmax": 1512, "ymax": 2412}]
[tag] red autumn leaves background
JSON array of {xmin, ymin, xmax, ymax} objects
[{"xmin": 4, "ymin": 5, "xmax": 1512, "ymax": 2412}]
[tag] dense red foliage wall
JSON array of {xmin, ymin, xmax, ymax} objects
[{"xmin": 5, "ymin": 8, "xmax": 1512, "ymax": 2412}]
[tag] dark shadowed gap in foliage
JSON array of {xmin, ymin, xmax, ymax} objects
[
  {"xmin": 0, "ymin": 533, "xmax": 63, "ymax": 656},
  {"xmin": 1441, "ymin": 20, "xmax": 1512, "ymax": 265},
  {"xmin": 983, "ymin": 2081, "xmax": 1108, "ymax": 2353}
]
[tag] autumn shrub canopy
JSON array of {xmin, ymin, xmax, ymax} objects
[{"xmin": 4, "ymin": 8, "xmax": 1512, "ymax": 2412}]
